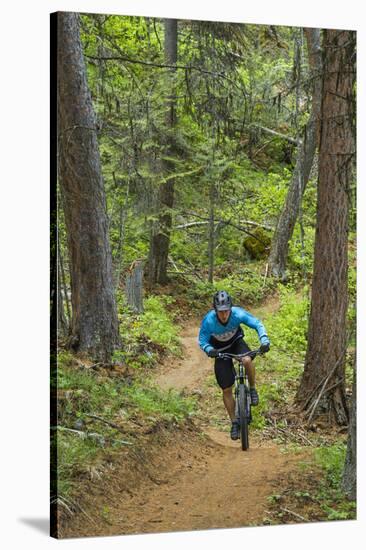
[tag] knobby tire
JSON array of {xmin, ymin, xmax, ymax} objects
[{"xmin": 239, "ymin": 384, "xmax": 249, "ymax": 451}]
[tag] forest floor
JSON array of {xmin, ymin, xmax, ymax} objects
[{"xmin": 59, "ymin": 297, "xmax": 347, "ymax": 539}]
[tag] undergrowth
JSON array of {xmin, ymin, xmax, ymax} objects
[
  {"xmin": 244, "ymin": 287, "xmax": 309, "ymax": 429},
  {"xmin": 265, "ymin": 441, "xmax": 356, "ymax": 525},
  {"xmin": 311, "ymin": 442, "xmax": 356, "ymax": 520},
  {"xmin": 183, "ymin": 263, "xmax": 277, "ymax": 314},
  {"xmin": 53, "ymin": 352, "xmax": 197, "ymax": 501},
  {"xmin": 113, "ymin": 293, "xmax": 181, "ymax": 369}
]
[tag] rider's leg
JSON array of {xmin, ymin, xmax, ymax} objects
[
  {"xmin": 222, "ymin": 385, "xmax": 236, "ymax": 421},
  {"xmin": 243, "ymin": 357, "xmax": 259, "ymax": 406},
  {"xmin": 223, "ymin": 385, "xmax": 240, "ymax": 439},
  {"xmin": 243, "ymin": 356, "xmax": 256, "ymax": 388}
]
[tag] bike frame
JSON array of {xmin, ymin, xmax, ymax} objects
[
  {"xmin": 234, "ymin": 360, "xmax": 250, "ymax": 421},
  {"xmin": 218, "ymin": 349, "xmax": 261, "ymax": 381},
  {"xmin": 218, "ymin": 349, "xmax": 262, "ymax": 450}
]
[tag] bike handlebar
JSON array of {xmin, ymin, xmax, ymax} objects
[{"xmin": 218, "ymin": 348, "xmax": 264, "ymax": 360}]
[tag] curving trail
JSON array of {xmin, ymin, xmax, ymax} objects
[
  {"xmin": 61, "ymin": 304, "xmax": 308, "ymax": 538},
  {"xmin": 116, "ymin": 319, "xmax": 304, "ymax": 534}
]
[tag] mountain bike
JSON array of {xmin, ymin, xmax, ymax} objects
[{"xmin": 218, "ymin": 349, "xmax": 263, "ymax": 451}]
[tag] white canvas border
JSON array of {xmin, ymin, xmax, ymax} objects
[{"xmin": 1, "ymin": 0, "xmax": 364, "ymax": 548}]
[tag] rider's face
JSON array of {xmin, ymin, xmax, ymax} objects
[{"xmin": 217, "ymin": 309, "xmax": 231, "ymax": 323}]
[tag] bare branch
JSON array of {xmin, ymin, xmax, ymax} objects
[
  {"xmin": 175, "ymin": 216, "xmax": 273, "ymax": 232},
  {"xmin": 250, "ymin": 124, "xmax": 301, "ymax": 146},
  {"xmin": 85, "ymin": 54, "xmax": 246, "ymax": 93},
  {"xmin": 281, "ymin": 508, "xmax": 307, "ymax": 522}
]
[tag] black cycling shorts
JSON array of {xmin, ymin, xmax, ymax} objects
[{"xmin": 214, "ymin": 338, "xmax": 252, "ymax": 389}]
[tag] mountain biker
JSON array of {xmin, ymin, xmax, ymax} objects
[{"xmin": 198, "ymin": 290, "xmax": 270, "ymax": 440}]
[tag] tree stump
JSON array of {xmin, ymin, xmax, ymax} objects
[{"xmin": 126, "ymin": 260, "xmax": 144, "ymax": 313}]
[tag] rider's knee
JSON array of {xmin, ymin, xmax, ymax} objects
[
  {"xmin": 222, "ymin": 385, "xmax": 233, "ymax": 395},
  {"xmin": 243, "ymin": 357, "xmax": 252, "ymax": 367}
]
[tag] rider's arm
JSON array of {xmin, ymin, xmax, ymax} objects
[
  {"xmin": 198, "ymin": 316, "xmax": 214, "ymax": 355},
  {"xmin": 237, "ymin": 308, "xmax": 270, "ymax": 346}
]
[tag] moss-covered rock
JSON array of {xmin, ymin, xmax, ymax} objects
[{"xmin": 242, "ymin": 227, "xmax": 271, "ymax": 259}]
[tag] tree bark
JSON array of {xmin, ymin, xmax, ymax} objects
[
  {"xmin": 57, "ymin": 12, "xmax": 120, "ymax": 361},
  {"xmin": 57, "ymin": 258, "xmax": 68, "ymax": 336},
  {"xmin": 50, "ymin": 194, "xmax": 57, "ymax": 352},
  {"xmin": 295, "ymin": 30, "xmax": 355, "ymax": 425},
  {"xmin": 268, "ymin": 29, "xmax": 322, "ymax": 280},
  {"xmin": 208, "ymin": 182, "xmax": 215, "ymax": 283},
  {"xmin": 126, "ymin": 261, "xmax": 144, "ymax": 314},
  {"xmin": 114, "ymin": 178, "xmax": 130, "ymax": 290},
  {"xmin": 57, "ymin": 235, "xmax": 71, "ymax": 324},
  {"xmin": 148, "ymin": 19, "xmax": 178, "ymax": 286}
]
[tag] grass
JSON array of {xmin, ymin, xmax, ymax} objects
[
  {"xmin": 265, "ymin": 442, "xmax": 356, "ymax": 525},
  {"xmin": 250, "ymin": 381, "xmax": 284, "ymax": 430},
  {"xmin": 54, "ymin": 279, "xmax": 355, "ymax": 513},
  {"xmin": 183, "ymin": 263, "xmax": 278, "ymax": 314},
  {"xmin": 311, "ymin": 442, "xmax": 356, "ymax": 520},
  {"xmin": 114, "ymin": 294, "xmax": 182, "ymax": 369},
  {"xmin": 53, "ymin": 356, "xmax": 198, "ymax": 501},
  {"xmin": 53, "ymin": 294, "xmax": 190, "ymax": 503},
  {"xmin": 123, "ymin": 384, "xmax": 197, "ymax": 421}
]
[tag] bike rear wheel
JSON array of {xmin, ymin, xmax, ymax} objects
[{"xmin": 239, "ymin": 384, "xmax": 249, "ymax": 451}]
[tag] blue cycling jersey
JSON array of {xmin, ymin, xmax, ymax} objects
[{"xmin": 198, "ymin": 306, "xmax": 270, "ymax": 355}]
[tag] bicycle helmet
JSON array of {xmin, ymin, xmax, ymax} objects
[{"xmin": 213, "ymin": 290, "xmax": 232, "ymax": 311}]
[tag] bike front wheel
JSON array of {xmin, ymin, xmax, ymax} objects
[{"xmin": 239, "ymin": 384, "xmax": 249, "ymax": 451}]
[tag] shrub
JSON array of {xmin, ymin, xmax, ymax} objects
[
  {"xmin": 115, "ymin": 294, "xmax": 182, "ymax": 369},
  {"xmin": 185, "ymin": 266, "xmax": 277, "ymax": 313},
  {"xmin": 54, "ymin": 359, "xmax": 197, "ymax": 500},
  {"xmin": 314, "ymin": 442, "xmax": 347, "ymax": 490},
  {"xmin": 264, "ymin": 287, "xmax": 309, "ymax": 355},
  {"xmin": 132, "ymin": 295, "xmax": 181, "ymax": 353}
]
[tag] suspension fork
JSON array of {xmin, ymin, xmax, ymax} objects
[{"xmin": 234, "ymin": 361, "xmax": 245, "ymax": 418}]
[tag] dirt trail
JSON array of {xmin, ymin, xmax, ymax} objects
[
  {"xmin": 62, "ymin": 300, "xmax": 309, "ymax": 538},
  {"xmin": 155, "ymin": 323, "xmax": 211, "ymax": 392},
  {"xmin": 112, "ymin": 315, "xmax": 305, "ymax": 535}
]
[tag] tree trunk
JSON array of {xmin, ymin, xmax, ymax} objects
[
  {"xmin": 57, "ymin": 259, "xmax": 68, "ymax": 336},
  {"xmin": 126, "ymin": 261, "xmax": 144, "ymax": 314},
  {"xmin": 342, "ymin": 353, "xmax": 356, "ymax": 500},
  {"xmin": 208, "ymin": 182, "xmax": 215, "ymax": 283},
  {"xmin": 268, "ymin": 29, "xmax": 322, "ymax": 280},
  {"xmin": 148, "ymin": 19, "xmax": 178, "ymax": 286},
  {"xmin": 114, "ymin": 178, "xmax": 130, "ymax": 290},
  {"xmin": 50, "ymin": 193, "xmax": 57, "ymax": 352},
  {"xmin": 57, "ymin": 12, "xmax": 120, "ymax": 361},
  {"xmin": 57, "ymin": 234, "xmax": 71, "ymax": 324},
  {"xmin": 295, "ymin": 29, "xmax": 355, "ymax": 425}
]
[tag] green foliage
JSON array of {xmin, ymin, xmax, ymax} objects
[
  {"xmin": 55, "ymin": 357, "xmax": 197, "ymax": 499},
  {"xmin": 266, "ymin": 443, "xmax": 356, "ymax": 524},
  {"xmin": 287, "ymin": 224, "xmax": 315, "ymax": 275},
  {"xmin": 251, "ymin": 381, "xmax": 283, "ymax": 430},
  {"xmin": 265, "ymin": 286, "xmax": 308, "ymax": 355},
  {"xmin": 78, "ymin": 14, "xmax": 322, "ymax": 285},
  {"xmin": 58, "ymin": 367, "xmax": 123, "ymax": 416},
  {"xmin": 320, "ymin": 501, "xmax": 356, "ymax": 521},
  {"xmin": 185, "ymin": 265, "xmax": 277, "ymax": 315},
  {"xmin": 133, "ymin": 296, "xmax": 181, "ymax": 352},
  {"xmin": 54, "ymin": 430, "xmax": 101, "ymax": 498},
  {"xmin": 57, "ymin": 359, "xmax": 196, "ymax": 425},
  {"xmin": 57, "ymin": 15, "xmax": 357, "ymax": 516},
  {"xmin": 116, "ymin": 295, "xmax": 181, "ymax": 369},
  {"xmin": 310, "ymin": 442, "xmax": 356, "ymax": 521},
  {"xmin": 267, "ymin": 494, "xmax": 282, "ymax": 504},
  {"xmin": 248, "ymin": 170, "xmax": 290, "ymax": 222},
  {"xmin": 314, "ymin": 442, "xmax": 347, "ymax": 489},
  {"xmin": 124, "ymin": 384, "xmax": 197, "ymax": 422}
]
